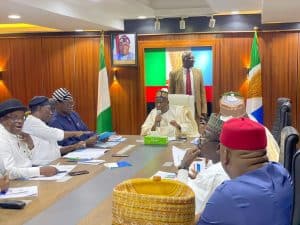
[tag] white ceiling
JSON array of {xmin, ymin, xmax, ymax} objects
[{"xmin": 0, "ymin": 0, "xmax": 299, "ymax": 32}]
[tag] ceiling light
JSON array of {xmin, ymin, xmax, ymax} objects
[
  {"xmin": 231, "ymin": 11, "xmax": 239, "ymax": 15},
  {"xmin": 137, "ymin": 16, "xmax": 146, "ymax": 19},
  {"xmin": 179, "ymin": 17, "xmax": 185, "ymax": 30},
  {"xmin": 75, "ymin": 29, "xmax": 83, "ymax": 32},
  {"xmin": 208, "ymin": 16, "xmax": 216, "ymax": 29},
  {"xmin": 8, "ymin": 14, "xmax": 21, "ymax": 19},
  {"xmin": 154, "ymin": 17, "xmax": 160, "ymax": 31}
]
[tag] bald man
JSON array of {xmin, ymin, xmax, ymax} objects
[
  {"xmin": 197, "ymin": 118, "xmax": 292, "ymax": 225},
  {"xmin": 169, "ymin": 51, "xmax": 207, "ymax": 124}
]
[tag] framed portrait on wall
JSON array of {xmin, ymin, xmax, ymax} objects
[{"xmin": 111, "ymin": 33, "xmax": 137, "ymax": 66}]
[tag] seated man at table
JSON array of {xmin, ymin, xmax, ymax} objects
[
  {"xmin": 219, "ymin": 91, "xmax": 279, "ymax": 162},
  {"xmin": 197, "ymin": 118, "xmax": 292, "ymax": 225},
  {"xmin": 177, "ymin": 92, "xmax": 280, "ymax": 214},
  {"xmin": 23, "ymin": 96, "xmax": 88, "ymax": 165},
  {"xmin": 141, "ymin": 89, "xmax": 199, "ymax": 138},
  {"xmin": 0, "ymin": 99, "xmax": 58, "ymax": 179},
  {"xmin": 177, "ymin": 113, "xmax": 228, "ymax": 214},
  {"xmin": 49, "ymin": 88, "xmax": 98, "ymax": 147},
  {"xmin": 0, "ymin": 159, "xmax": 9, "ymax": 193}
]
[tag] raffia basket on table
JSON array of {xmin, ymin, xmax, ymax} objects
[{"xmin": 112, "ymin": 176, "xmax": 195, "ymax": 225}]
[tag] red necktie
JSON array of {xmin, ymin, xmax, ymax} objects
[{"xmin": 186, "ymin": 69, "xmax": 192, "ymax": 95}]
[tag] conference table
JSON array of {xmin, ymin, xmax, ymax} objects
[{"xmin": 0, "ymin": 135, "xmax": 218, "ymax": 225}]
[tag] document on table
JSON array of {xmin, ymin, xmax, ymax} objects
[
  {"xmin": 29, "ymin": 165, "xmax": 76, "ymax": 181},
  {"xmin": 78, "ymin": 159, "xmax": 106, "ymax": 165},
  {"xmin": 152, "ymin": 171, "xmax": 176, "ymax": 180},
  {"xmin": 0, "ymin": 186, "xmax": 38, "ymax": 199},
  {"xmin": 172, "ymin": 146, "xmax": 187, "ymax": 167},
  {"xmin": 63, "ymin": 148, "xmax": 108, "ymax": 160},
  {"xmin": 94, "ymin": 141, "xmax": 120, "ymax": 148}
]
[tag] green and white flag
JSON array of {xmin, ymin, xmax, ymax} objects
[{"xmin": 96, "ymin": 34, "xmax": 112, "ymax": 133}]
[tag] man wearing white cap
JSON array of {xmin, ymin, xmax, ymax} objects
[{"xmin": 141, "ymin": 89, "xmax": 199, "ymax": 138}]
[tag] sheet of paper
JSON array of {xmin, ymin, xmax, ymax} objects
[
  {"xmin": 0, "ymin": 186, "xmax": 38, "ymax": 199},
  {"xmin": 108, "ymin": 135, "xmax": 127, "ymax": 142},
  {"xmin": 152, "ymin": 171, "xmax": 176, "ymax": 180},
  {"xmin": 172, "ymin": 146, "xmax": 186, "ymax": 167},
  {"xmin": 29, "ymin": 165, "xmax": 76, "ymax": 181},
  {"xmin": 63, "ymin": 148, "xmax": 108, "ymax": 160},
  {"xmin": 168, "ymin": 137, "xmax": 176, "ymax": 141},
  {"xmin": 78, "ymin": 159, "xmax": 105, "ymax": 165},
  {"xmin": 117, "ymin": 145, "xmax": 135, "ymax": 154},
  {"xmin": 162, "ymin": 161, "xmax": 173, "ymax": 167},
  {"xmin": 104, "ymin": 162, "xmax": 118, "ymax": 168},
  {"xmin": 94, "ymin": 142, "xmax": 120, "ymax": 148}
]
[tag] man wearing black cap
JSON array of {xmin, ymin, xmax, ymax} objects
[
  {"xmin": 49, "ymin": 88, "xmax": 98, "ymax": 147},
  {"xmin": 23, "ymin": 96, "xmax": 89, "ymax": 165},
  {"xmin": 0, "ymin": 99, "xmax": 58, "ymax": 179}
]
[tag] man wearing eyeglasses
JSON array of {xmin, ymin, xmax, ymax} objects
[
  {"xmin": 0, "ymin": 99, "xmax": 58, "ymax": 179},
  {"xmin": 22, "ymin": 96, "xmax": 90, "ymax": 165},
  {"xmin": 49, "ymin": 88, "xmax": 98, "ymax": 147}
]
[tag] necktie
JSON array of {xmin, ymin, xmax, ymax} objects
[{"xmin": 186, "ymin": 69, "xmax": 192, "ymax": 95}]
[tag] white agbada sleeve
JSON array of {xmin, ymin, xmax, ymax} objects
[
  {"xmin": 177, "ymin": 162, "xmax": 229, "ymax": 214},
  {"xmin": 23, "ymin": 115, "xmax": 64, "ymax": 141}
]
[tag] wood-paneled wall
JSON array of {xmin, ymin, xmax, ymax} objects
[{"xmin": 0, "ymin": 31, "xmax": 299, "ymax": 135}]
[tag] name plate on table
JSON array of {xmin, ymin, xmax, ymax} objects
[{"xmin": 144, "ymin": 135, "xmax": 168, "ymax": 145}]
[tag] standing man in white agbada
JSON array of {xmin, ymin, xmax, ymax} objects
[
  {"xmin": 0, "ymin": 99, "xmax": 57, "ymax": 179},
  {"xmin": 23, "ymin": 96, "xmax": 88, "ymax": 165}
]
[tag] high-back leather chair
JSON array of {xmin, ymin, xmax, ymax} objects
[
  {"xmin": 168, "ymin": 94, "xmax": 195, "ymax": 118},
  {"xmin": 279, "ymin": 126, "xmax": 299, "ymax": 174},
  {"xmin": 272, "ymin": 98, "xmax": 292, "ymax": 145},
  {"xmin": 291, "ymin": 150, "xmax": 300, "ymax": 225}
]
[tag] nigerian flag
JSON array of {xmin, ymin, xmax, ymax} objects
[
  {"xmin": 246, "ymin": 31, "xmax": 264, "ymax": 124},
  {"xmin": 96, "ymin": 34, "xmax": 112, "ymax": 133}
]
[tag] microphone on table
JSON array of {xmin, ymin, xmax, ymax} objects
[{"xmin": 156, "ymin": 110, "xmax": 161, "ymax": 127}]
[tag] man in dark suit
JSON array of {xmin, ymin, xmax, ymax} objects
[{"xmin": 169, "ymin": 51, "xmax": 207, "ymax": 124}]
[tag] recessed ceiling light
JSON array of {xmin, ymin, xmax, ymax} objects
[
  {"xmin": 8, "ymin": 14, "xmax": 21, "ymax": 19},
  {"xmin": 137, "ymin": 16, "xmax": 146, "ymax": 19},
  {"xmin": 75, "ymin": 29, "xmax": 84, "ymax": 32},
  {"xmin": 231, "ymin": 11, "xmax": 239, "ymax": 15}
]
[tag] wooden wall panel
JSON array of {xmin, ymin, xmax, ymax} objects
[
  {"xmin": 7, "ymin": 38, "xmax": 44, "ymax": 105},
  {"xmin": 260, "ymin": 32, "xmax": 298, "ymax": 129},
  {"xmin": 0, "ymin": 39, "xmax": 12, "ymax": 102},
  {"xmin": 74, "ymin": 37, "xmax": 99, "ymax": 131},
  {"xmin": 41, "ymin": 37, "xmax": 75, "ymax": 95},
  {"xmin": 0, "ymin": 31, "xmax": 300, "ymax": 134},
  {"xmin": 214, "ymin": 34, "xmax": 252, "ymax": 112}
]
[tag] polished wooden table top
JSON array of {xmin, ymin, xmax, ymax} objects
[{"xmin": 0, "ymin": 136, "xmax": 197, "ymax": 225}]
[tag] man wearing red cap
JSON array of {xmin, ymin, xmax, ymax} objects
[{"xmin": 197, "ymin": 118, "xmax": 292, "ymax": 225}]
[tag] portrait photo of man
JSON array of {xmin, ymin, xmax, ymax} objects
[{"xmin": 112, "ymin": 33, "xmax": 136, "ymax": 65}]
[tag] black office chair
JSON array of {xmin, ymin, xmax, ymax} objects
[
  {"xmin": 291, "ymin": 149, "xmax": 300, "ymax": 225},
  {"xmin": 272, "ymin": 98, "xmax": 292, "ymax": 145},
  {"xmin": 279, "ymin": 126, "xmax": 299, "ymax": 174}
]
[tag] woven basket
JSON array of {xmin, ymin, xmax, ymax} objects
[{"xmin": 112, "ymin": 177, "xmax": 195, "ymax": 225}]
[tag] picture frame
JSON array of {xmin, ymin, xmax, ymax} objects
[{"xmin": 111, "ymin": 33, "xmax": 137, "ymax": 66}]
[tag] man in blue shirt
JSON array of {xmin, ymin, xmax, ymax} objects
[
  {"xmin": 49, "ymin": 88, "xmax": 98, "ymax": 147},
  {"xmin": 197, "ymin": 118, "xmax": 293, "ymax": 225}
]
